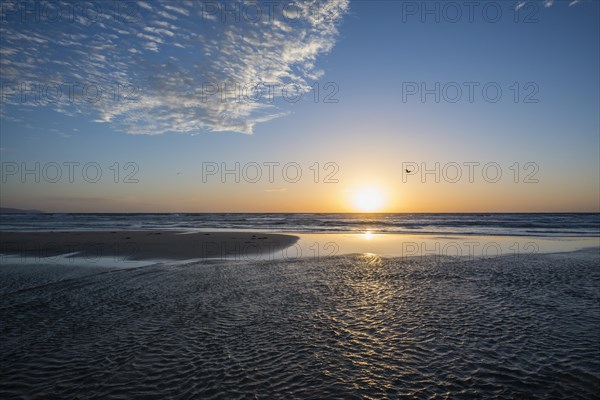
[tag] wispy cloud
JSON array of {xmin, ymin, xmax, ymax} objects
[
  {"xmin": 0, "ymin": 0, "xmax": 349, "ymax": 135},
  {"xmin": 517, "ymin": 0, "xmax": 584, "ymax": 10},
  {"xmin": 544, "ymin": 0, "xmax": 554, "ymax": 8}
]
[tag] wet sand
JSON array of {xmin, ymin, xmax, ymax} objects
[
  {"xmin": 0, "ymin": 248, "xmax": 598, "ymax": 398},
  {"xmin": 0, "ymin": 231, "xmax": 299, "ymax": 261}
]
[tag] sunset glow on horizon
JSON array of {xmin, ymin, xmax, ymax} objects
[{"xmin": 0, "ymin": 1, "xmax": 598, "ymax": 213}]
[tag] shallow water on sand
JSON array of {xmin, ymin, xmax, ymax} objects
[{"xmin": 1, "ymin": 250, "xmax": 599, "ymax": 399}]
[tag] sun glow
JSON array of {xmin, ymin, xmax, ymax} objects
[{"xmin": 353, "ymin": 188, "xmax": 384, "ymax": 212}]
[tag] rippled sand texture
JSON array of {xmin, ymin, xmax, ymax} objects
[{"xmin": 1, "ymin": 249, "xmax": 599, "ymax": 399}]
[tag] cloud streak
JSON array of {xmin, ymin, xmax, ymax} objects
[{"xmin": 516, "ymin": 0, "xmax": 584, "ymax": 10}]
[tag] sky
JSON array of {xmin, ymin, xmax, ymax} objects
[{"xmin": 0, "ymin": 0, "xmax": 599, "ymax": 213}]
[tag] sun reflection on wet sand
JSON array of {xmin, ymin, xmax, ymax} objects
[{"xmin": 288, "ymin": 233, "xmax": 599, "ymax": 260}]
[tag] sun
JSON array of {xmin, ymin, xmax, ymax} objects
[{"xmin": 353, "ymin": 188, "xmax": 384, "ymax": 212}]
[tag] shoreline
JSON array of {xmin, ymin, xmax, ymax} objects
[{"xmin": 0, "ymin": 230, "xmax": 598, "ymax": 262}]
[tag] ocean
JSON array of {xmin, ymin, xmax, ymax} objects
[{"xmin": 1, "ymin": 212, "xmax": 599, "ymax": 236}]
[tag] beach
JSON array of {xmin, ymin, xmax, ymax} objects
[
  {"xmin": 2, "ymin": 0, "xmax": 598, "ymax": 396},
  {"xmin": 1, "ymin": 245, "xmax": 599, "ymax": 399},
  {"xmin": 1, "ymin": 218, "xmax": 599, "ymax": 398}
]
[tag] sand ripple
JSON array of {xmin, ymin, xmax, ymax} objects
[{"xmin": 1, "ymin": 250, "xmax": 599, "ymax": 399}]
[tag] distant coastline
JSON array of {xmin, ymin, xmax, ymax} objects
[{"xmin": 0, "ymin": 207, "xmax": 44, "ymax": 214}]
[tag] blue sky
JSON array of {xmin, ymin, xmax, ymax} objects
[{"xmin": 1, "ymin": 0, "xmax": 599, "ymax": 212}]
